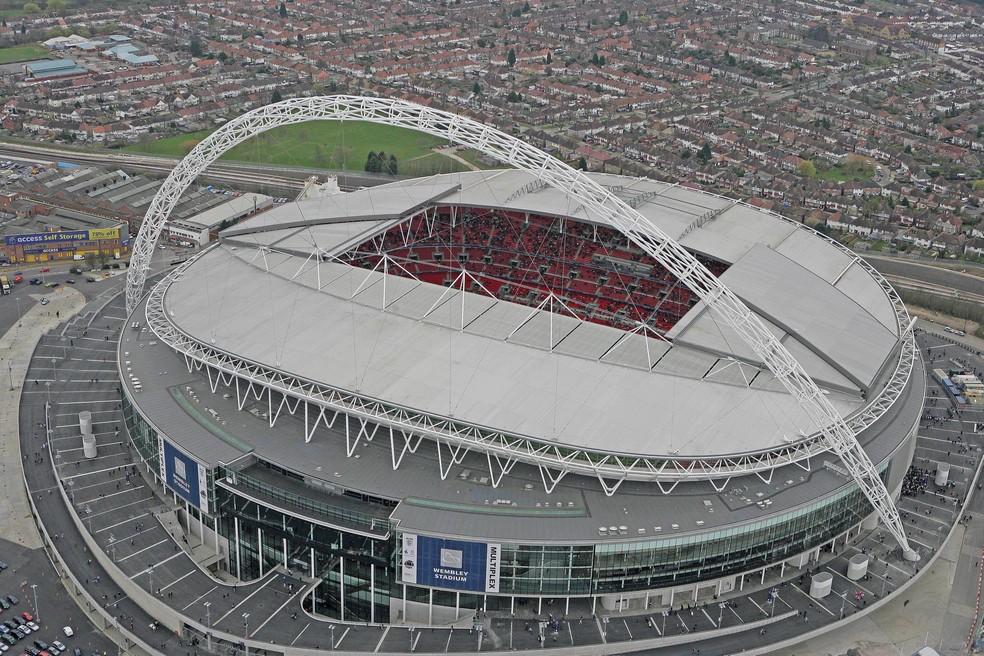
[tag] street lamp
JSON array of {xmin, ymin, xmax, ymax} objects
[
  {"xmin": 30, "ymin": 584, "xmax": 39, "ymax": 621},
  {"xmin": 839, "ymin": 591, "xmax": 848, "ymax": 619},
  {"xmin": 329, "ymin": 624, "xmax": 335, "ymax": 652},
  {"xmin": 147, "ymin": 566, "xmax": 154, "ymax": 594},
  {"xmin": 408, "ymin": 626, "xmax": 415, "ymax": 653},
  {"xmin": 204, "ymin": 602, "xmax": 211, "ymax": 653},
  {"xmin": 661, "ymin": 610, "xmax": 668, "ymax": 635},
  {"xmin": 242, "ymin": 612, "xmax": 249, "ymax": 656},
  {"xmin": 66, "ymin": 479, "xmax": 74, "ymax": 505},
  {"xmin": 718, "ymin": 602, "xmax": 725, "ymax": 627}
]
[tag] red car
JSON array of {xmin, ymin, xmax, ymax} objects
[
  {"xmin": 38, "ymin": 267, "xmax": 50, "ymax": 273},
  {"xmin": 20, "ymin": 612, "xmax": 32, "ymax": 622}
]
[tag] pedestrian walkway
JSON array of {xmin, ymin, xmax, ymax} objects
[{"xmin": 0, "ymin": 286, "xmax": 86, "ymax": 548}]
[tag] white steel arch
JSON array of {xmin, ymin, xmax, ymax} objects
[{"xmin": 125, "ymin": 96, "xmax": 915, "ymax": 556}]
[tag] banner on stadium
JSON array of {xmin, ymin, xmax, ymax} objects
[
  {"xmin": 159, "ymin": 437, "xmax": 210, "ymax": 513},
  {"xmin": 401, "ymin": 534, "xmax": 499, "ymax": 593}
]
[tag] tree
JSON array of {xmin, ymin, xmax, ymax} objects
[
  {"xmin": 507, "ymin": 48, "xmax": 516, "ymax": 67},
  {"xmin": 796, "ymin": 160, "xmax": 817, "ymax": 178},
  {"xmin": 472, "ymin": 81, "xmax": 480, "ymax": 95},
  {"xmin": 507, "ymin": 90, "xmax": 519, "ymax": 102},
  {"xmin": 599, "ymin": 55, "xmax": 606, "ymax": 66},
  {"xmin": 279, "ymin": 1, "xmax": 287, "ymax": 18},
  {"xmin": 388, "ymin": 154, "xmax": 398, "ymax": 175},
  {"xmin": 618, "ymin": 9, "xmax": 628, "ymax": 24},
  {"xmin": 271, "ymin": 88, "xmax": 283, "ymax": 103},
  {"xmin": 591, "ymin": 52, "xmax": 599, "ymax": 65},
  {"xmin": 680, "ymin": 149, "xmax": 691, "ymax": 159},
  {"xmin": 84, "ymin": 253, "xmax": 98, "ymax": 271},
  {"xmin": 189, "ymin": 36, "xmax": 204, "ymax": 57},
  {"xmin": 697, "ymin": 143, "xmax": 712, "ymax": 163},
  {"xmin": 522, "ymin": 1, "xmax": 530, "ymax": 11},
  {"xmin": 512, "ymin": 7, "xmax": 521, "ymax": 17},
  {"xmin": 45, "ymin": 0, "xmax": 66, "ymax": 12},
  {"xmin": 22, "ymin": 3, "xmax": 40, "ymax": 13},
  {"xmin": 577, "ymin": 156, "xmax": 588, "ymax": 171},
  {"xmin": 365, "ymin": 151, "xmax": 380, "ymax": 173}
]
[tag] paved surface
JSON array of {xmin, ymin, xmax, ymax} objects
[
  {"xmin": 1, "ymin": 253, "xmax": 978, "ymax": 655},
  {"xmin": 773, "ymin": 332, "xmax": 984, "ymax": 656}
]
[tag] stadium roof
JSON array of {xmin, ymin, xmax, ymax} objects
[{"xmin": 158, "ymin": 170, "xmax": 904, "ymax": 461}]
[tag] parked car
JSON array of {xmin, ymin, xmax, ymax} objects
[
  {"xmin": 18, "ymin": 614, "xmax": 30, "ymax": 623},
  {"xmin": 22, "ymin": 625, "xmax": 35, "ymax": 634},
  {"xmin": 0, "ymin": 599, "xmax": 8, "ymax": 610},
  {"xmin": 0, "ymin": 562, "xmax": 7, "ymax": 570},
  {"xmin": 28, "ymin": 279, "xmax": 40, "ymax": 285},
  {"xmin": 31, "ymin": 641, "xmax": 45, "ymax": 651},
  {"xmin": 60, "ymin": 629, "xmax": 71, "ymax": 639},
  {"xmin": 7, "ymin": 596, "xmax": 17, "ymax": 605},
  {"xmin": 50, "ymin": 642, "xmax": 65, "ymax": 654}
]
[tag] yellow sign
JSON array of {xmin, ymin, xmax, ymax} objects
[{"xmin": 88, "ymin": 227, "xmax": 120, "ymax": 240}]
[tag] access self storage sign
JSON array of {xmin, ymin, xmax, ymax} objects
[{"xmin": 5, "ymin": 227, "xmax": 120, "ymax": 245}]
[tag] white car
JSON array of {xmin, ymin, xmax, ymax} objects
[
  {"xmin": 25, "ymin": 622, "xmax": 39, "ymax": 632},
  {"xmin": 52, "ymin": 641, "xmax": 66, "ymax": 653},
  {"xmin": 63, "ymin": 626, "xmax": 74, "ymax": 637}
]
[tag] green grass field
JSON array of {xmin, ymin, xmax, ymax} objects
[
  {"xmin": 127, "ymin": 121, "xmax": 497, "ymax": 176},
  {"xmin": 816, "ymin": 166, "xmax": 873, "ymax": 183},
  {"xmin": 0, "ymin": 43, "xmax": 49, "ymax": 64}
]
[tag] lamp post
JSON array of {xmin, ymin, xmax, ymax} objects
[
  {"xmin": 329, "ymin": 625, "xmax": 335, "ymax": 652},
  {"xmin": 839, "ymin": 591, "xmax": 848, "ymax": 619},
  {"xmin": 147, "ymin": 566, "xmax": 154, "ymax": 594},
  {"xmin": 408, "ymin": 626, "xmax": 414, "ymax": 653},
  {"xmin": 30, "ymin": 584, "xmax": 39, "ymax": 621},
  {"xmin": 66, "ymin": 479, "xmax": 74, "ymax": 505},
  {"xmin": 204, "ymin": 602, "xmax": 211, "ymax": 653},
  {"xmin": 718, "ymin": 602, "xmax": 725, "ymax": 628},
  {"xmin": 242, "ymin": 613, "xmax": 249, "ymax": 656},
  {"xmin": 661, "ymin": 610, "xmax": 668, "ymax": 636}
]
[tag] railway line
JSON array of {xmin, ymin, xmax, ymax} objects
[{"xmin": 0, "ymin": 142, "xmax": 387, "ymax": 192}]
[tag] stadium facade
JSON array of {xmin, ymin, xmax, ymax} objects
[{"xmin": 120, "ymin": 98, "xmax": 923, "ymax": 627}]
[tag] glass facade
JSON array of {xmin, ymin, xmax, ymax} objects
[{"xmin": 123, "ymin": 383, "xmax": 893, "ymax": 623}]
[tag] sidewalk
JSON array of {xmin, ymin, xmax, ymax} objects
[{"xmin": 0, "ymin": 286, "xmax": 86, "ymax": 548}]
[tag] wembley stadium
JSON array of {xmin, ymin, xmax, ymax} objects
[{"xmin": 119, "ymin": 96, "xmax": 924, "ymax": 627}]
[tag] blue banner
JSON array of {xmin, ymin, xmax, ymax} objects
[
  {"xmin": 401, "ymin": 535, "xmax": 499, "ymax": 593},
  {"xmin": 160, "ymin": 438, "xmax": 208, "ymax": 512}
]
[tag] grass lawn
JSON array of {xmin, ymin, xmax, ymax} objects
[
  {"xmin": 0, "ymin": 43, "xmax": 49, "ymax": 64},
  {"xmin": 128, "ymin": 121, "xmax": 485, "ymax": 176},
  {"xmin": 816, "ymin": 166, "xmax": 873, "ymax": 183}
]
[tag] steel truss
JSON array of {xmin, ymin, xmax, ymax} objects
[{"xmin": 127, "ymin": 96, "xmax": 916, "ymax": 553}]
